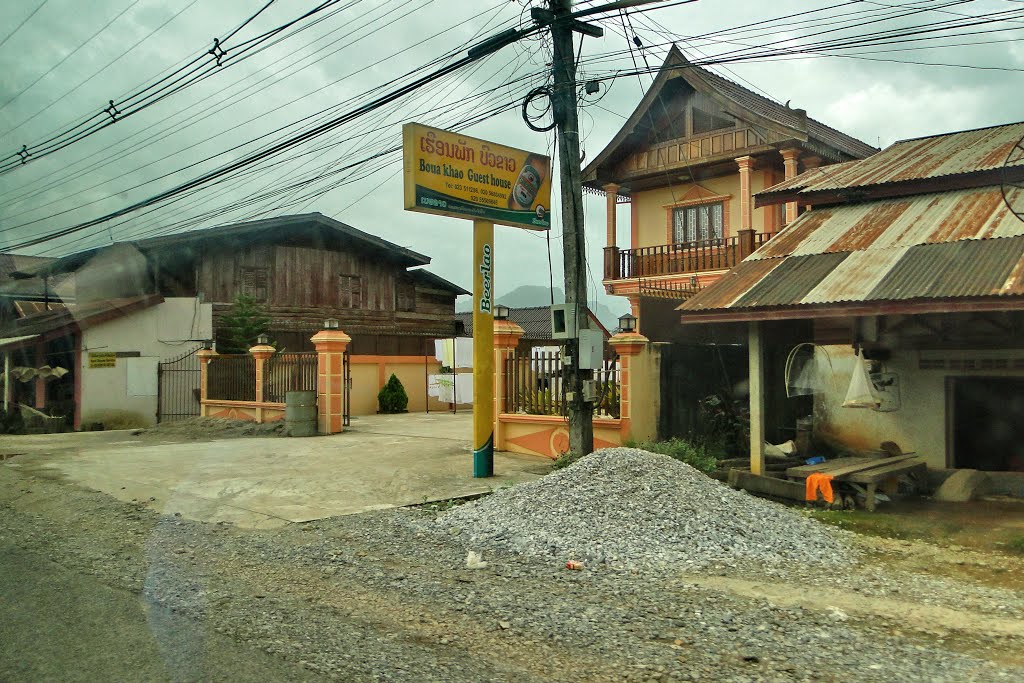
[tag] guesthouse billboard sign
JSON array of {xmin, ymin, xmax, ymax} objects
[{"xmin": 402, "ymin": 123, "xmax": 551, "ymax": 231}]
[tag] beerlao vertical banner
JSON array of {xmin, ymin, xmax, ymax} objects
[
  {"xmin": 471, "ymin": 220, "xmax": 495, "ymax": 478},
  {"xmin": 402, "ymin": 123, "xmax": 551, "ymax": 231}
]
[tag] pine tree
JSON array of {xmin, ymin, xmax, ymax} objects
[
  {"xmin": 217, "ymin": 294, "xmax": 272, "ymax": 354},
  {"xmin": 377, "ymin": 374, "xmax": 409, "ymax": 413}
]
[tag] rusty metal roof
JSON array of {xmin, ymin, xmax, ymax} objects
[
  {"xmin": 759, "ymin": 122, "xmax": 1024, "ymax": 202},
  {"xmin": 752, "ymin": 187, "xmax": 1024, "ymax": 260},
  {"xmin": 679, "ymin": 182, "xmax": 1024, "ymax": 317}
]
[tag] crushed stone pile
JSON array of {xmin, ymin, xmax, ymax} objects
[{"xmin": 436, "ymin": 448, "xmax": 852, "ymax": 571}]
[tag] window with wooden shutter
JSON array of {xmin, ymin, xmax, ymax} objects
[
  {"xmin": 240, "ymin": 267, "xmax": 268, "ymax": 301},
  {"xmin": 672, "ymin": 202, "xmax": 724, "ymax": 243},
  {"xmin": 396, "ymin": 279, "xmax": 416, "ymax": 312},
  {"xmin": 339, "ymin": 274, "xmax": 363, "ymax": 309}
]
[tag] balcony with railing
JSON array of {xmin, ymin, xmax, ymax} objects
[{"xmin": 603, "ymin": 230, "xmax": 774, "ymax": 281}]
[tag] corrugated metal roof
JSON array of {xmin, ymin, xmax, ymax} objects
[
  {"xmin": 760, "ymin": 122, "xmax": 1024, "ymax": 199},
  {"xmin": 681, "ymin": 258, "xmax": 783, "ymax": 311},
  {"xmin": 732, "ymin": 253, "xmax": 849, "ymax": 308},
  {"xmin": 800, "ymin": 247, "xmax": 909, "ymax": 305},
  {"xmin": 681, "ymin": 237, "xmax": 1024, "ymax": 314},
  {"xmin": 750, "ymin": 187, "xmax": 1023, "ymax": 260},
  {"xmin": 679, "ymin": 183, "xmax": 1024, "ymax": 316},
  {"xmin": 866, "ymin": 237, "xmax": 1024, "ymax": 300}
]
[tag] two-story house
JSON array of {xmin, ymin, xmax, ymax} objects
[{"xmin": 583, "ymin": 47, "xmax": 877, "ymax": 339}]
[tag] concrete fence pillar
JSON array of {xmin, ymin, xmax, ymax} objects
[
  {"xmin": 197, "ymin": 348, "xmax": 218, "ymax": 417},
  {"xmin": 609, "ymin": 331, "xmax": 658, "ymax": 444},
  {"xmin": 492, "ymin": 319, "xmax": 524, "ymax": 450},
  {"xmin": 249, "ymin": 343, "xmax": 276, "ymax": 422},
  {"xmin": 311, "ymin": 328, "xmax": 351, "ymax": 435}
]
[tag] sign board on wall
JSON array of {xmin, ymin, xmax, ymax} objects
[
  {"xmin": 402, "ymin": 123, "xmax": 552, "ymax": 230},
  {"xmin": 88, "ymin": 352, "xmax": 117, "ymax": 369}
]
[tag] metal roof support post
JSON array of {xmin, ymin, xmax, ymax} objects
[
  {"xmin": 3, "ymin": 350, "xmax": 9, "ymax": 412},
  {"xmin": 749, "ymin": 321, "xmax": 766, "ymax": 476}
]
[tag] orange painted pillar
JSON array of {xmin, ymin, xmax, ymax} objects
[
  {"xmin": 249, "ymin": 343, "xmax": 276, "ymax": 422},
  {"xmin": 312, "ymin": 328, "xmax": 351, "ymax": 434},
  {"xmin": 608, "ymin": 331, "xmax": 649, "ymax": 442},
  {"xmin": 781, "ymin": 148, "xmax": 801, "ymax": 225},
  {"xmin": 735, "ymin": 155, "xmax": 754, "ymax": 232},
  {"xmin": 197, "ymin": 347, "xmax": 218, "ymax": 417},
  {"xmin": 492, "ymin": 319, "xmax": 524, "ymax": 450},
  {"xmin": 603, "ymin": 183, "xmax": 620, "ymax": 247}
]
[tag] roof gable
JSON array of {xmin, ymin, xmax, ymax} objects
[{"xmin": 583, "ymin": 46, "xmax": 876, "ymax": 191}]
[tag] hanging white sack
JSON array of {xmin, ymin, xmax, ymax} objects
[{"xmin": 842, "ymin": 353, "xmax": 881, "ymax": 409}]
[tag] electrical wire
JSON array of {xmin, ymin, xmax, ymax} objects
[{"xmin": 0, "ymin": 0, "xmax": 50, "ymax": 51}]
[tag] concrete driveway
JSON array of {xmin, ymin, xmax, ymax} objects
[{"xmin": 0, "ymin": 413, "xmax": 550, "ymax": 528}]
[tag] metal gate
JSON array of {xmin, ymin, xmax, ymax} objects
[
  {"xmin": 343, "ymin": 350, "xmax": 351, "ymax": 427},
  {"xmin": 157, "ymin": 345, "xmax": 202, "ymax": 422}
]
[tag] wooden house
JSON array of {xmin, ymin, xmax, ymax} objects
[
  {"xmin": 13, "ymin": 213, "xmax": 468, "ymax": 354},
  {"xmin": 583, "ymin": 46, "xmax": 877, "ymax": 340}
]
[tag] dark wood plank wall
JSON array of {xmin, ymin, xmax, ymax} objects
[{"xmin": 195, "ymin": 242, "xmax": 459, "ymax": 347}]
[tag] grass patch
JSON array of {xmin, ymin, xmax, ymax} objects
[
  {"xmin": 627, "ymin": 438, "xmax": 719, "ymax": 473},
  {"xmin": 809, "ymin": 509, "xmax": 937, "ymax": 542},
  {"xmin": 552, "ymin": 451, "xmax": 583, "ymax": 470},
  {"xmin": 1002, "ymin": 535, "xmax": 1024, "ymax": 556}
]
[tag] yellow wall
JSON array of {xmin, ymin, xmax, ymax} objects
[
  {"xmin": 349, "ymin": 363, "xmax": 380, "ymax": 416},
  {"xmin": 349, "ymin": 355, "xmax": 453, "ymax": 415},
  {"xmin": 631, "ymin": 171, "xmax": 775, "ymax": 249}
]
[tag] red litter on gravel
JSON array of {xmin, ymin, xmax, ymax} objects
[{"xmin": 565, "ymin": 560, "xmax": 583, "ymax": 570}]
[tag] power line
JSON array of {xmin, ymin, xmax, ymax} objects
[
  {"xmin": 1, "ymin": 0, "xmax": 204, "ymax": 142},
  {"xmin": 2, "ymin": 12, "xmax": 546, "ymax": 251},
  {"xmin": 0, "ymin": 0, "xmax": 50, "ymax": 51},
  {"xmin": 0, "ymin": 0, "xmax": 359, "ymax": 172},
  {"xmin": 0, "ymin": 0, "xmax": 145, "ymax": 112}
]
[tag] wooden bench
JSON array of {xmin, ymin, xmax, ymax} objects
[{"xmin": 785, "ymin": 455, "xmax": 926, "ymax": 511}]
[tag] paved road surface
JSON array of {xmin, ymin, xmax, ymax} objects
[{"xmin": 0, "ymin": 541, "xmax": 322, "ymax": 682}]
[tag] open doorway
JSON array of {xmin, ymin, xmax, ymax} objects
[{"xmin": 951, "ymin": 377, "xmax": 1024, "ymax": 471}]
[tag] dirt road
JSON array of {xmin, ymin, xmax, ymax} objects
[{"xmin": 3, "ymin": 457, "xmax": 1024, "ymax": 682}]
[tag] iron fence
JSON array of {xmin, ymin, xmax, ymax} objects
[
  {"xmin": 207, "ymin": 354, "xmax": 256, "ymax": 401},
  {"xmin": 263, "ymin": 352, "xmax": 318, "ymax": 403},
  {"xmin": 504, "ymin": 348, "xmax": 620, "ymax": 418}
]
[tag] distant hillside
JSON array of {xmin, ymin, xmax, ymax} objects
[{"xmin": 456, "ymin": 285, "xmax": 626, "ymax": 331}]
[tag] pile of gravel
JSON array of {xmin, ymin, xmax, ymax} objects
[{"xmin": 435, "ymin": 447, "xmax": 851, "ymax": 571}]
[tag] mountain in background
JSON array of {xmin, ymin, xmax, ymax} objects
[{"xmin": 456, "ymin": 285, "xmax": 627, "ymax": 331}]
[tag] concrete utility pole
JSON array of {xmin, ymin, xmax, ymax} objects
[{"xmin": 547, "ymin": 0, "xmax": 603, "ymax": 456}]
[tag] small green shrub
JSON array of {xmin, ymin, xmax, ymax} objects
[
  {"xmin": 552, "ymin": 450, "xmax": 584, "ymax": 470},
  {"xmin": 631, "ymin": 437, "xmax": 719, "ymax": 473},
  {"xmin": 1004, "ymin": 535, "xmax": 1024, "ymax": 556},
  {"xmin": 377, "ymin": 374, "xmax": 409, "ymax": 414}
]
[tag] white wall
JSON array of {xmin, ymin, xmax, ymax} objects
[
  {"xmin": 812, "ymin": 345, "xmax": 1024, "ymax": 469},
  {"xmin": 80, "ymin": 298, "xmax": 212, "ymax": 428}
]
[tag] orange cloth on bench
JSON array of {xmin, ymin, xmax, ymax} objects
[{"xmin": 805, "ymin": 472, "xmax": 835, "ymax": 504}]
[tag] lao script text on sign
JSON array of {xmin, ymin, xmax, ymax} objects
[
  {"xmin": 402, "ymin": 123, "xmax": 551, "ymax": 231},
  {"xmin": 88, "ymin": 352, "xmax": 117, "ymax": 368}
]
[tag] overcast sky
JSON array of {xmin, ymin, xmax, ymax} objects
[{"xmin": 1, "ymin": 0, "xmax": 1023, "ymax": 315}]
